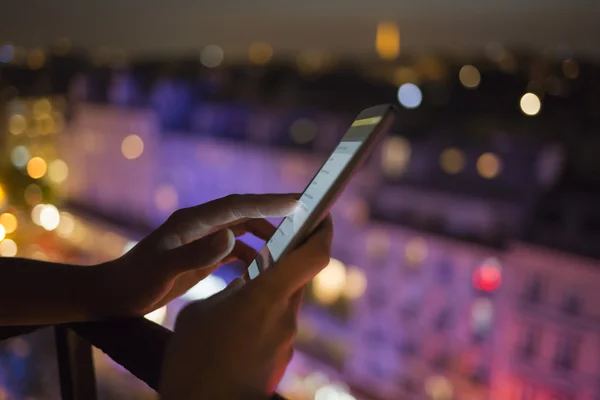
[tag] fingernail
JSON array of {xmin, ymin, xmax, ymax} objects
[
  {"xmin": 284, "ymin": 200, "xmax": 303, "ymax": 215},
  {"xmin": 211, "ymin": 229, "xmax": 232, "ymax": 252}
]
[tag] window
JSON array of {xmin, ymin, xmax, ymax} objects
[
  {"xmin": 524, "ymin": 275, "xmax": 543, "ymax": 303},
  {"xmin": 433, "ymin": 308, "xmax": 453, "ymax": 332},
  {"xmin": 554, "ymin": 336, "xmax": 578, "ymax": 371},
  {"xmin": 562, "ymin": 292, "xmax": 582, "ymax": 316},
  {"xmin": 400, "ymin": 300, "xmax": 420, "ymax": 321},
  {"xmin": 397, "ymin": 377, "xmax": 417, "ymax": 393},
  {"xmin": 518, "ymin": 329, "xmax": 538, "ymax": 360},
  {"xmin": 431, "ymin": 353, "xmax": 450, "ymax": 372},
  {"xmin": 396, "ymin": 339, "xmax": 419, "ymax": 357},
  {"xmin": 368, "ymin": 290, "xmax": 386, "ymax": 310},
  {"xmin": 469, "ymin": 365, "xmax": 489, "ymax": 385},
  {"xmin": 436, "ymin": 259, "xmax": 453, "ymax": 283},
  {"xmin": 364, "ymin": 328, "xmax": 387, "ymax": 345}
]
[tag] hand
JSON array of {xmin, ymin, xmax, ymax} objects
[
  {"xmin": 159, "ymin": 216, "xmax": 333, "ymax": 400},
  {"xmin": 90, "ymin": 194, "xmax": 300, "ymax": 318}
]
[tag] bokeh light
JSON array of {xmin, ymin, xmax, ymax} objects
[
  {"xmin": 200, "ymin": 45, "xmax": 224, "ymax": 68},
  {"xmin": 48, "ymin": 159, "xmax": 69, "ymax": 183},
  {"xmin": 425, "ymin": 376, "xmax": 453, "ymax": 400},
  {"xmin": 40, "ymin": 204, "xmax": 60, "ymax": 231},
  {"xmin": 57, "ymin": 212, "xmax": 75, "ymax": 238},
  {"xmin": 289, "ymin": 118, "xmax": 317, "ymax": 144},
  {"xmin": 520, "ymin": 92, "xmax": 541, "ymax": 116},
  {"xmin": 459, "ymin": 65, "xmax": 481, "ymax": 88},
  {"xmin": 343, "ymin": 267, "xmax": 367, "ymax": 300},
  {"xmin": 0, "ymin": 44, "xmax": 14, "ymax": 63},
  {"xmin": 381, "ymin": 136, "xmax": 411, "ymax": 178},
  {"xmin": 477, "ymin": 152, "xmax": 502, "ymax": 179},
  {"xmin": 0, "ymin": 239, "xmax": 17, "ymax": 257},
  {"xmin": 405, "ymin": 237, "xmax": 428, "ymax": 265},
  {"xmin": 248, "ymin": 42, "xmax": 273, "ymax": 65},
  {"xmin": 313, "ymin": 258, "xmax": 347, "ymax": 305},
  {"xmin": 0, "ymin": 185, "xmax": 5, "ymax": 209},
  {"xmin": 473, "ymin": 258, "xmax": 502, "ymax": 292},
  {"xmin": 375, "ymin": 22, "xmax": 400, "ymax": 60},
  {"xmin": 27, "ymin": 49, "xmax": 45, "ymax": 70},
  {"xmin": 155, "ymin": 184, "xmax": 179, "ymax": 213},
  {"xmin": 27, "ymin": 157, "xmax": 47, "ymax": 179},
  {"xmin": 397, "ymin": 83, "xmax": 423, "ymax": 109},
  {"xmin": 10, "ymin": 146, "xmax": 30, "ymax": 168},
  {"xmin": 8, "ymin": 114, "xmax": 27, "ymax": 135},
  {"xmin": 365, "ymin": 230, "xmax": 390, "ymax": 260},
  {"xmin": 0, "ymin": 213, "xmax": 18, "ymax": 234},
  {"xmin": 121, "ymin": 134, "xmax": 144, "ymax": 160},
  {"xmin": 0, "ymin": 225, "xmax": 5, "ymax": 242},
  {"xmin": 562, "ymin": 59, "xmax": 579, "ymax": 79},
  {"xmin": 439, "ymin": 147, "xmax": 466, "ymax": 174},
  {"xmin": 33, "ymin": 98, "xmax": 52, "ymax": 118}
]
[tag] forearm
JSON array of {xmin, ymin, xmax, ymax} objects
[{"xmin": 0, "ymin": 257, "xmax": 103, "ymax": 326}]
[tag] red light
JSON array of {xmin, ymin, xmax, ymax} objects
[{"xmin": 473, "ymin": 265, "xmax": 502, "ymax": 292}]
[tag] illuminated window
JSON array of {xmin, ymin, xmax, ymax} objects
[{"xmin": 375, "ymin": 22, "xmax": 400, "ymax": 60}]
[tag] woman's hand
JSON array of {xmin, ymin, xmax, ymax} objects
[
  {"xmin": 160, "ymin": 216, "xmax": 334, "ymax": 400},
  {"xmin": 92, "ymin": 194, "xmax": 300, "ymax": 318}
]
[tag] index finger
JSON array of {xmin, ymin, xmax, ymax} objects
[
  {"xmin": 166, "ymin": 193, "xmax": 301, "ymax": 244},
  {"xmin": 258, "ymin": 215, "xmax": 333, "ymax": 298}
]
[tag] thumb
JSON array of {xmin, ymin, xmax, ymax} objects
[
  {"xmin": 161, "ymin": 229, "xmax": 235, "ymax": 277},
  {"xmin": 192, "ymin": 277, "xmax": 246, "ymax": 309}
]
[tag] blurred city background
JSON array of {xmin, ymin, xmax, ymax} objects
[{"xmin": 1, "ymin": 1, "xmax": 600, "ymax": 399}]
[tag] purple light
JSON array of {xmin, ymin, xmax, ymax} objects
[{"xmin": 0, "ymin": 45, "xmax": 14, "ymax": 63}]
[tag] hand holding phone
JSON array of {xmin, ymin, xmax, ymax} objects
[{"xmin": 248, "ymin": 104, "xmax": 397, "ymax": 278}]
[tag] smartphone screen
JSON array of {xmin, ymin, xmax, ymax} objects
[{"xmin": 248, "ymin": 105, "xmax": 396, "ymax": 279}]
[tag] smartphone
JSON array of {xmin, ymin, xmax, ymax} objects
[{"xmin": 247, "ymin": 104, "xmax": 397, "ymax": 279}]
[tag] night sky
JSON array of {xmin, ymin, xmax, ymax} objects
[{"xmin": 0, "ymin": 0, "xmax": 599, "ymax": 58}]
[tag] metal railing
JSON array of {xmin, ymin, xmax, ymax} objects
[{"xmin": 2, "ymin": 319, "xmax": 285, "ymax": 399}]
